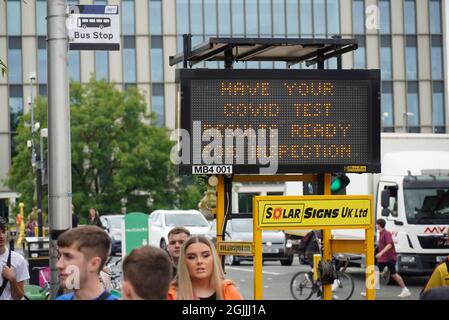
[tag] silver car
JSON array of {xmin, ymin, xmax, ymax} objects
[
  {"xmin": 207, "ymin": 218, "xmax": 294, "ymax": 266},
  {"xmin": 100, "ymin": 214, "xmax": 124, "ymax": 255}
]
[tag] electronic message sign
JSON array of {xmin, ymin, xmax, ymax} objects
[{"xmin": 174, "ymin": 69, "xmax": 380, "ymax": 175}]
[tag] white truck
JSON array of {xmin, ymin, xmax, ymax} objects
[{"xmin": 285, "ymin": 133, "xmax": 449, "ymax": 277}]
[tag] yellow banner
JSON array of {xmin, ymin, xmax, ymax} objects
[
  {"xmin": 257, "ymin": 196, "xmax": 372, "ymax": 228},
  {"xmin": 217, "ymin": 241, "xmax": 254, "ymax": 256}
]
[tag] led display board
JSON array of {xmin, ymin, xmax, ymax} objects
[{"xmin": 175, "ymin": 69, "xmax": 380, "ymax": 175}]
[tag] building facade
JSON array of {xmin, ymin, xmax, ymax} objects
[{"xmin": 0, "ymin": 0, "xmax": 448, "ymax": 216}]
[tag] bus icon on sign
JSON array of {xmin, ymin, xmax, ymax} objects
[{"xmin": 77, "ymin": 17, "xmax": 111, "ymax": 29}]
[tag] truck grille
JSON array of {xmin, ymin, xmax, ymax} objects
[{"xmin": 418, "ymin": 235, "xmax": 449, "ymax": 249}]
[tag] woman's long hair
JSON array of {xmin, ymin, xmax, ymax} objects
[{"xmin": 175, "ymin": 235, "xmax": 225, "ymax": 300}]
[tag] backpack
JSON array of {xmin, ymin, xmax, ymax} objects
[{"xmin": 298, "ymin": 231, "xmax": 314, "ymax": 256}]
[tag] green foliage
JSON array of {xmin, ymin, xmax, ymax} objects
[{"xmin": 6, "ymin": 78, "xmax": 203, "ymax": 220}]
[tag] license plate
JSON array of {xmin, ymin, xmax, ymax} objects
[
  {"xmin": 436, "ymin": 256, "xmax": 447, "ymax": 262},
  {"xmin": 192, "ymin": 165, "xmax": 233, "ymax": 175},
  {"xmin": 263, "ymin": 247, "xmax": 279, "ymax": 253}
]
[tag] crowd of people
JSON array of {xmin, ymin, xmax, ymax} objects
[
  {"xmin": 0, "ymin": 214, "xmax": 243, "ymax": 300},
  {"xmin": 1, "ymin": 213, "xmax": 449, "ymax": 300}
]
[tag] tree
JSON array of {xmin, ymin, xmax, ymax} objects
[{"xmin": 6, "ymin": 78, "xmax": 202, "ymax": 219}]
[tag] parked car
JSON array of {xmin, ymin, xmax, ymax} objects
[
  {"xmin": 100, "ymin": 214, "xmax": 124, "ymax": 255},
  {"xmin": 207, "ymin": 218, "xmax": 294, "ymax": 266},
  {"xmin": 148, "ymin": 210, "xmax": 210, "ymax": 249}
]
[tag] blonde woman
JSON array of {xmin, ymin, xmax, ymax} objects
[{"xmin": 167, "ymin": 235, "xmax": 243, "ymax": 300}]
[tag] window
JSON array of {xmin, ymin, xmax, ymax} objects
[
  {"xmin": 8, "ymin": 37, "xmax": 22, "ymax": 84},
  {"xmin": 36, "ymin": 0, "xmax": 47, "ymax": 36},
  {"xmin": 218, "ymin": 0, "xmax": 231, "ymax": 36},
  {"xmin": 406, "ymin": 82, "xmax": 419, "ymax": 130},
  {"xmin": 352, "ymin": 0, "xmax": 364, "ymax": 34},
  {"xmin": 261, "ymin": 61, "xmax": 273, "ymax": 69},
  {"xmin": 404, "ymin": 0, "xmax": 416, "ymax": 34},
  {"xmin": 7, "ymin": 0, "xmax": 21, "ymax": 35},
  {"xmin": 286, "ymin": 0, "xmax": 299, "ymax": 35},
  {"xmin": 354, "ymin": 36, "xmax": 365, "ymax": 68},
  {"xmin": 152, "ymin": 84, "xmax": 164, "ymax": 127},
  {"xmin": 379, "ymin": 0, "xmax": 390, "ymax": 34},
  {"xmin": 246, "ymin": 0, "xmax": 258, "ymax": 36},
  {"xmin": 273, "ymin": 0, "xmax": 285, "ymax": 36},
  {"xmin": 122, "ymin": 0, "xmax": 135, "ymax": 35},
  {"xmin": 204, "ymin": 0, "xmax": 217, "ymax": 35},
  {"xmin": 38, "ymin": 37, "xmax": 47, "ymax": 84},
  {"xmin": 405, "ymin": 36, "xmax": 417, "ymax": 80},
  {"xmin": 238, "ymin": 193, "xmax": 258, "ymax": 213},
  {"xmin": 232, "ymin": 0, "xmax": 244, "ymax": 36},
  {"xmin": 9, "ymin": 85, "xmax": 23, "ymax": 134},
  {"xmin": 149, "ymin": 0, "xmax": 162, "ymax": 35},
  {"xmin": 95, "ymin": 51, "xmax": 109, "ymax": 81},
  {"xmin": 39, "ymin": 84, "xmax": 47, "ymax": 97},
  {"xmin": 327, "ymin": 0, "xmax": 340, "ymax": 35},
  {"xmin": 68, "ymin": 51, "xmax": 80, "ymax": 82},
  {"xmin": 123, "ymin": 36, "xmax": 136, "ymax": 83},
  {"xmin": 259, "ymin": 0, "xmax": 272, "ymax": 36},
  {"xmin": 381, "ymin": 82, "xmax": 394, "ymax": 129},
  {"xmin": 190, "ymin": 0, "xmax": 203, "ymax": 35},
  {"xmin": 380, "ymin": 36, "xmax": 392, "ymax": 80},
  {"xmin": 300, "ymin": 0, "xmax": 313, "ymax": 36},
  {"xmin": 314, "ymin": 0, "xmax": 326, "ymax": 36},
  {"xmin": 431, "ymin": 36, "xmax": 443, "ymax": 80},
  {"xmin": 432, "ymin": 82, "xmax": 445, "ymax": 133},
  {"xmin": 176, "ymin": 0, "xmax": 189, "ymax": 35},
  {"xmin": 429, "ymin": 0, "xmax": 441, "ymax": 34},
  {"xmin": 151, "ymin": 36, "xmax": 164, "ymax": 82}
]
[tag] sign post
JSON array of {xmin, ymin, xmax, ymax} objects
[
  {"xmin": 253, "ymin": 195, "xmax": 375, "ymax": 300},
  {"xmin": 67, "ymin": 5, "xmax": 120, "ymax": 51}
]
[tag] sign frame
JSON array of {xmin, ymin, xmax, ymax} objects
[
  {"xmin": 176, "ymin": 68, "xmax": 381, "ymax": 175},
  {"xmin": 68, "ymin": 5, "xmax": 120, "ymax": 51},
  {"xmin": 254, "ymin": 195, "xmax": 374, "ymax": 231}
]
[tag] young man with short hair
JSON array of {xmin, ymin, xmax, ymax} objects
[
  {"xmin": 375, "ymin": 218, "xmax": 411, "ymax": 298},
  {"xmin": 55, "ymin": 225, "xmax": 117, "ymax": 300},
  {"xmin": 0, "ymin": 217, "xmax": 29, "ymax": 300},
  {"xmin": 122, "ymin": 245, "xmax": 172, "ymax": 300},
  {"xmin": 167, "ymin": 227, "xmax": 190, "ymax": 278}
]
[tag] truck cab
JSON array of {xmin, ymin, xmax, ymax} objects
[{"xmin": 378, "ymin": 151, "xmax": 449, "ymax": 276}]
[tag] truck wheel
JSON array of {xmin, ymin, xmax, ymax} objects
[{"xmin": 281, "ymin": 257, "xmax": 294, "ymax": 266}]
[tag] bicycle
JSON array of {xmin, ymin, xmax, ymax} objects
[
  {"xmin": 24, "ymin": 267, "xmax": 50, "ymax": 300},
  {"xmin": 289, "ymin": 231, "xmax": 355, "ymax": 300},
  {"xmin": 104, "ymin": 256, "xmax": 123, "ymax": 297}
]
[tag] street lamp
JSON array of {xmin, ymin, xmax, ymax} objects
[
  {"xmin": 121, "ymin": 198, "xmax": 127, "ymax": 214},
  {"xmin": 29, "ymin": 72, "xmax": 44, "ymax": 237},
  {"xmin": 403, "ymin": 112, "xmax": 415, "ymax": 133}
]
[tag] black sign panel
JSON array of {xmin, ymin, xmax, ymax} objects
[{"xmin": 175, "ymin": 69, "xmax": 380, "ymax": 175}]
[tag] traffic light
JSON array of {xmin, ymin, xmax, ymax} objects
[{"xmin": 330, "ymin": 174, "xmax": 350, "ymax": 195}]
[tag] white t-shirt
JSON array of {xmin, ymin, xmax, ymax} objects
[{"xmin": 0, "ymin": 249, "xmax": 30, "ymax": 300}]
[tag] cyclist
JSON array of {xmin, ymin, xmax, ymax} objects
[{"xmin": 298, "ymin": 230, "xmax": 341, "ymax": 292}]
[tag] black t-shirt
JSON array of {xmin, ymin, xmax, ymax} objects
[{"xmin": 198, "ymin": 292, "xmax": 217, "ymax": 300}]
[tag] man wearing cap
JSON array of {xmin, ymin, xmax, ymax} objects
[{"xmin": 0, "ymin": 217, "xmax": 30, "ymax": 300}]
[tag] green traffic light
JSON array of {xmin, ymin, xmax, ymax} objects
[{"xmin": 330, "ymin": 178, "xmax": 342, "ymax": 192}]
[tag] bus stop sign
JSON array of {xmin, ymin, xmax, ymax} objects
[{"xmin": 67, "ymin": 5, "xmax": 120, "ymax": 51}]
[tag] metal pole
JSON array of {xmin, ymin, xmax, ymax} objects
[
  {"xmin": 47, "ymin": 0, "xmax": 72, "ymax": 299},
  {"xmin": 29, "ymin": 73, "xmax": 44, "ymax": 238}
]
